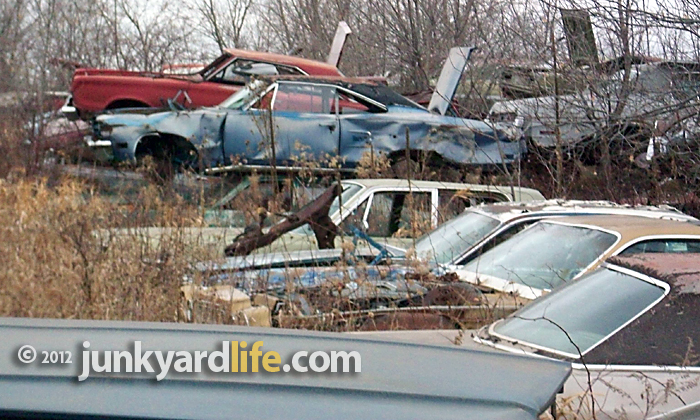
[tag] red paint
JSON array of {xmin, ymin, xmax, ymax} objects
[{"xmin": 71, "ymin": 49, "xmax": 342, "ymax": 115}]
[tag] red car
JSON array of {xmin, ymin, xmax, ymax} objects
[{"xmin": 65, "ymin": 48, "xmax": 343, "ymax": 118}]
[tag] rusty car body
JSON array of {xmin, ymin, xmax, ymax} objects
[
  {"xmin": 94, "ymin": 76, "xmax": 525, "ymax": 173},
  {"xmin": 100, "ymin": 178, "xmax": 544, "ymax": 258},
  {"xmin": 66, "ymin": 50, "xmax": 343, "ymax": 119},
  {"xmin": 190, "ymin": 203, "xmax": 696, "ymax": 327},
  {"xmin": 63, "ymin": 22, "xmax": 355, "ymax": 119},
  {"xmin": 488, "ymin": 60, "xmax": 700, "ymax": 156}
]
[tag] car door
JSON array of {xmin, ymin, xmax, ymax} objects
[
  {"xmin": 270, "ymin": 82, "xmax": 340, "ymax": 166},
  {"xmin": 221, "ymin": 86, "xmax": 276, "ymax": 165}
]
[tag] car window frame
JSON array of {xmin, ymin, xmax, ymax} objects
[
  {"xmin": 460, "ymin": 219, "xmax": 622, "ymax": 294},
  {"xmin": 362, "ymin": 189, "xmax": 436, "ymax": 238},
  {"xmin": 454, "ymin": 213, "xmax": 552, "ymax": 266},
  {"xmin": 612, "ymin": 234, "xmax": 700, "ymax": 256},
  {"xmin": 272, "ymin": 81, "xmax": 388, "ymax": 114},
  {"xmin": 486, "ymin": 263, "xmax": 671, "ymax": 361},
  {"xmin": 211, "ymin": 58, "xmax": 308, "ymax": 84},
  {"xmin": 243, "ymin": 83, "xmax": 278, "ymax": 111},
  {"xmin": 271, "ymin": 82, "xmax": 339, "ymax": 114}
]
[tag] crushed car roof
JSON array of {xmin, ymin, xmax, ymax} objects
[{"xmin": 0, "ymin": 318, "xmax": 570, "ymax": 420}]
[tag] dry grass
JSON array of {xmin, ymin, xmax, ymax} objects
[
  {"xmin": 0, "ymin": 116, "xmax": 223, "ymax": 321},
  {"xmin": 0, "ymin": 176, "xmax": 222, "ymax": 321}
]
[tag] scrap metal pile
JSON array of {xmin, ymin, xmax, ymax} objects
[{"xmin": 11, "ymin": 13, "xmax": 700, "ymax": 420}]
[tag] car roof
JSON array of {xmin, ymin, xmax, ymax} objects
[
  {"xmin": 541, "ymin": 214, "xmax": 700, "ymax": 242},
  {"xmin": 612, "ymin": 253, "xmax": 700, "ymax": 290},
  {"xmin": 578, "ymin": 254, "xmax": 700, "ymax": 366},
  {"xmin": 0, "ymin": 318, "xmax": 570, "ymax": 420},
  {"xmin": 474, "ymin": 200, "xmax": 697, "ymax": 223},
  {"xmin": 250, "ymin": 76, "xmax": 425, "ymax": 109},
  {"xmin": 224, "ymin": 49, "xmax": 342, "ymax": 76},
  {"xmin": 256, "ymin": 74, "xmax": 386, "ymax": 85},
  {"xmin": 343, "ymin": 179, "xmax": 545, "ymax": 201}
]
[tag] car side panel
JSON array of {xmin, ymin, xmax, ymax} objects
[
  {"xmin": 565, "ymin": 368, "xmax": 700, "ymax": 419},
  {"xmin": 338, "ymin": 112, "xmax": 524, "ymax": 166}
]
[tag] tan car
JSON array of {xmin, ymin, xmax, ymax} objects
[{"xmin": 455, "ymin": 215, "xmax": 700, "ymax": 301}]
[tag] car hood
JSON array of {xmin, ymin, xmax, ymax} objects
[
  {"xmin": 195, "ymin": 248, "xmax": 353, "ymax": 272},
  {"xmin": 0, "ymin": 317, "xmax": 571, "ymax": 420},
  {"xmin": 193, "ymin": 248, "xmax": 415, "ymax": 292}
]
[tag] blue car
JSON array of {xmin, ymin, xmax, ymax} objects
[{"xmin": 94, "ymin": 76, "xmax": 525, "ymax": 174}]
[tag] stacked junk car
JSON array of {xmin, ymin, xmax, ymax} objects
[{"xmin": 4, "ymin": 8, "xmax": 700, "ymax": 420}]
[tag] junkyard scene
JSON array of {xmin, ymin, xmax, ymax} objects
[{"xmin": 1, "ymin": 0, "xmax": 700, "ymax": 417}]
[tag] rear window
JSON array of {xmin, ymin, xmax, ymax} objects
[{"xmin": 492, "ymin": 266, "xmax": 667, "ymax": 357}]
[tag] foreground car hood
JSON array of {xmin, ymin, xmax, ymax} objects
[
  {"xmin": 195, "ymin": 248, "xmax": 355, "ymax": 272},
  {"xmin": 201, "ymin": 261, "xmax": 415, "ymax": 292},
  {"xmin": 0, "ymin": 317, "xmax": 571, "ymax": 420}
]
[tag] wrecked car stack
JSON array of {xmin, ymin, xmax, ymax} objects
[{"xmin": 20, "ymin": 17, "xmax": 700, "ymax": 420}]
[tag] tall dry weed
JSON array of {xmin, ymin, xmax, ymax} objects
[{"xmin": 0, "ymin": 176, "xmax": 218, "ymax": 321}]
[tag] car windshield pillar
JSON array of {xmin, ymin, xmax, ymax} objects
[{"xmin": 219, "ymin": 79, "xmax": 272, "ymax": 110}]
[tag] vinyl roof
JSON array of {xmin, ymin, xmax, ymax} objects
[{"xmin": 543, "ymin": 214, "xmax": 700, "ymax": 239}]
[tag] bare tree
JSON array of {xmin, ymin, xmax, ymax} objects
[{"xmin": 195, "ymin": 0, "xmax": 256, "ymax": 52}]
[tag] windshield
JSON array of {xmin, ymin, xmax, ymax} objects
[
  {"xmin": 463, "ymin": 222, "xmax": 618, "ymax": 290},
  {"xmin": 414, "ymin": 211, "xmax": 501, "ymax": 264},
  {"xmin": 219, "ymin": 79, "xmax": 268, "ymax": 109},
  {"xmin": 491, "ymin": 266, "xmax": 666, "ymax": 357}
]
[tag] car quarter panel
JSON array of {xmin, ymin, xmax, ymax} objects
[
  {"xmin": 338, "ymin": 110, "xmax": 524, "ymax": 166},
  {"xmin": 103, "ymin": 109, "xmax": 228, "ymax": 166}
]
